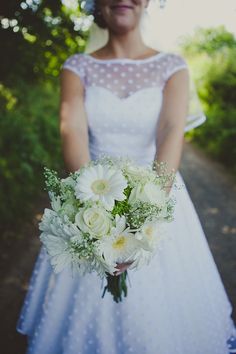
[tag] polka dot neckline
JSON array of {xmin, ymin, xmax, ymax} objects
[
  {"xmin": 84, "ymin": 51, "xmax": 168, "ymax": 64},
  {"xmin": 62, "ymin": 51, "xmax": 187, "ymax": 99}
]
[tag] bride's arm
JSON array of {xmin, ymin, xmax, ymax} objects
[
  {"xmin": 154, "ymin": 68, "xmax": 190, "ymax": 193},
  {"xmin": 116, "ymin": 71, "xmax": 189, "ymax": 275},
  {"xmin": 59, "ymin": 69, "xmax": 91, "ymax": 173}
]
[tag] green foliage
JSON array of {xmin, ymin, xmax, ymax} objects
[
  {"xmin": 0, "ymin": 0, "xmax": 89, "ymax": 85},
  {"xmin": 111, "ymin": 186, "xmax": 132, "ymax": 217},
  {"xmin": 0, "ymin": 1, "xmax": 91, "ymax": 233},
  {"xmin": 0, "ymin": 80, "xmax": 63, "ymax": 230},
  {"xmin": 180, "ymin": 26, "xmax": 236, "ymax": 175},
  {"xmin": 180, "ymin": 26, "xmax": 236, "ymax": 55},
  {"xmin": 111, "ymin": 199, "xmax": 131, "ymax": 218}
]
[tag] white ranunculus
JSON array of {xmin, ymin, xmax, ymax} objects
[
  {"xmin": 75, "ymin": 206, "xmax": 112, "ymax": 239},
  {"xmin": 74, "ymin": 164, "xmax": 127, "ymax": 211},
  {"xmin": 129, "ymin": 181, "xmax": 167, "ymax": 208}
]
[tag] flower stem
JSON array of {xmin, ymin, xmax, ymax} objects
[{"xmin": 102, "ymin": 271, "xmax": 128, "ymax": 302}]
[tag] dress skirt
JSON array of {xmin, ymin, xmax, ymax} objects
[{"xmin": 16, "ymin": 171, "xmax": 236, "ymax": 354}]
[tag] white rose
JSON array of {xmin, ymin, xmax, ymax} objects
[
  {"xmin": 75, "ymin": 206, "xmax": 112, "ymax": 239},
  {"xmin": 125, "ymin": 164, "xmax": 156, "ymax": 183},
  {"xmin": 142, "ymin": 182, "xmax": 167, "ymax": 208},
  {"xmin": 125, "ymin": 165, "xmax": 145, "ymax": 179},
  {"xmin": 129, "ymin": 182, "xmax": 167, "ymax": 208}
]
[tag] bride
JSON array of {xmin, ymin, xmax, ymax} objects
[{"xmin": 17, "ymin": 0, "xmax": 236, "ymax": 353}]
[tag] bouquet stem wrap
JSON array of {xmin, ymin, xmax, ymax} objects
[{"xmin": 102, "ymin": 271, "xmax": 128, "ymax": 303}]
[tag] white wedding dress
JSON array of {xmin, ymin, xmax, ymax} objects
[{"xmin": 17, "ymin": 51, "xmax": 236, "ymax": 354}]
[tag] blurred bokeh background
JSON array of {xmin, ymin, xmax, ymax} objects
[{"xmin": 0, "ymin": 1, "xmax": 236, "ymax": 353}]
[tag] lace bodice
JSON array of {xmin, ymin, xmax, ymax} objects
[{"xmin": 62, "ymin": 52, "xmax": 198, "ymax": 166}]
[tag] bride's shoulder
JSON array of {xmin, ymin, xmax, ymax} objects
[
  {"xmin": 62, "ymin": 52, "xmax": 87, "ymax": 68},
  {"xmin": 158, "ymin": 52, "xmax": 189, "ymax": 84},
  {"xmin": 61, "ymin": 53, "xmax": 88, "ymax": 81},
  {"xmin": 162, "ymin": 51, "xmax": 188, "ymax": 66}
]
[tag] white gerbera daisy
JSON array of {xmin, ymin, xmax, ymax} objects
[
  {"xmin": 128, "ymin": 221, "xmax": 167, "ymax": 269},
  {"xmin": 39, "ymin": 211, "xmax": 84, "ymax": 273},
  {"xmin": 75, "ymin": 164, "xmax": 127, "ymax": 211},
  {"xmin": 40, "ymin": 234, "xmax": 72, "ymax": 273},
  {"xmin": 135, "ymin": 220, "xmax": 167, "ymax": 252},
  {"xmin": 97, "ymin": 215, "xmax": 140, "ymax": 268}
]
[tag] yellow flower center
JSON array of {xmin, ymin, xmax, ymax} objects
[
  {"xmin": 91, "ymin": 179, "xmax": 110, "ymax": 195},
  {"xmin": 145, "ymin": 226, "xmax": 153, "ymax": 239},
  {"xmin": 112, "ymin": 236, "xmax": 126, "ymax": 250}
]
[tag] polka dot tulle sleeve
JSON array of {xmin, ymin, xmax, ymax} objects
[
  {"xmin": 62, "ymin": 54, "xmax": 87, "ymax": 85},
  {"xmin": 163, "ymin": 53, "xmax": 189, "ymax": 83}
]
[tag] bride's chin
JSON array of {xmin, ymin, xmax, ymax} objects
[{"xmin": 110, "ymin": 20, "xmax": 137, "ymax": 34}]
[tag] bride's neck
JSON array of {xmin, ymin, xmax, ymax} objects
[{"xmin": 98, "ymin": 28, "xmax": 152, "ymax": 60}]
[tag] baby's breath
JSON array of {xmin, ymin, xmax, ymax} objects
[
  {"xmin": 127, "ymin": 201, "xmax": 162, "ymax": 228},
  {"xmin": 44, "ymin": 167, "xmax": 61, "ymax": 196},
  {"xmin": 69, "ymin": 233, "xmax": 94, "ymax": 260},
  {"xmin": 152, "ymin": 161, "xmax": 176, "ymax": 188}
]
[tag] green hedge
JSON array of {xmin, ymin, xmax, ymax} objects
[
  {"xmin": 184, "ymin": 39, "xmax": 236, "ymax": 175},
  {"xmin": 0, "ymin": 80, "xmax": 63, "ymax": 231}
]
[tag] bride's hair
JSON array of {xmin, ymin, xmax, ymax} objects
[{"xmin": 93, "ymin": 2, "xmax": 108, "ymax": 29}]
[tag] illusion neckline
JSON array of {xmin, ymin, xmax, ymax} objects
[{"xmin": 84, "ymin": 51, "xmax": 168, "ymax": 64}]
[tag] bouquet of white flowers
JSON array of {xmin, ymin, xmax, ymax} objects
[{"xmin": 39, "ymin": 156, "xmax": 176, "ymax": 302}]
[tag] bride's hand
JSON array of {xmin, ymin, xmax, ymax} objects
[{"xmin": 113, "ymin": 261, "xmax": 133, "ymax": 276}]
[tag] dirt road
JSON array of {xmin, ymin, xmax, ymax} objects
[{"xmin": 180, "ymin": 141, "xmax": 236, "ymax": 322}]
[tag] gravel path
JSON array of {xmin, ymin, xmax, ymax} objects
[
  {"xmin": 1, "ymin": 141, "xmax": 235, "ymax": 354},
  {"xmin": 180, "ymin": 141, "xmax": 236, "ymax": 322}
]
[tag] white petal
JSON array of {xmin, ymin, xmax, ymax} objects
[{"xmin": 51, "ymin": 253, "xmax": 72, "ymax": 273}]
